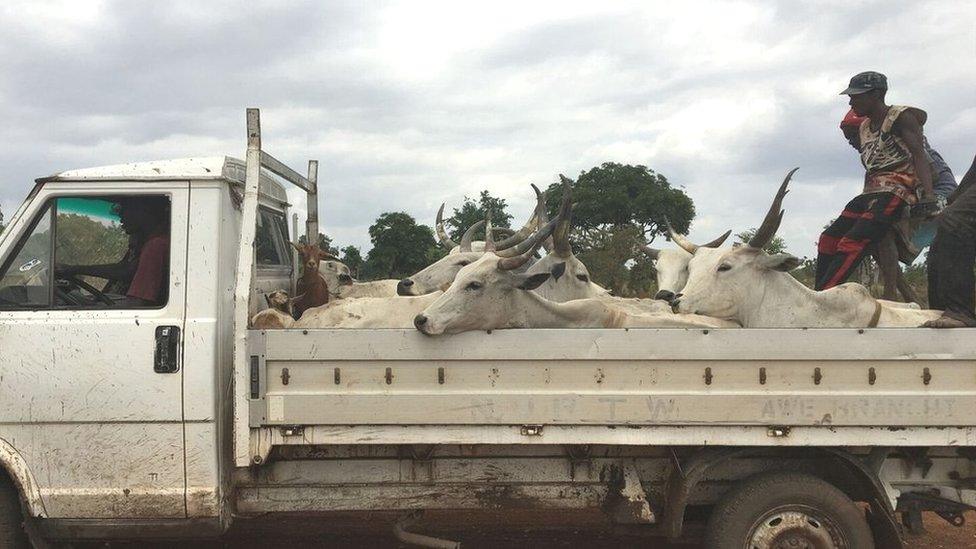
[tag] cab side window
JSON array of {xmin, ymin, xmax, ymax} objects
[
  {"xmin": 255, "ymin": 207, "xmax": 290, "ymax": 268},
  {"xmin": 0, "ymin": 195, "xmax": 171, "ymax": 310}
]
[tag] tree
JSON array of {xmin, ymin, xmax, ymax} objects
[
  {"xmin": 360, "ymin": 212, "xmax": 442, "ymax": 280},
  {"xmin": 0, "ymin": 206, "xmax": 4, "ymax": 235},
  {"xmin": 340, "ymin": 245, "xmax": 363, "ymax": 278},
  {"xmin": 298, "ymin": 232, "xmax": 338, "ymax": 256},
  {"xmin": 734, "ymin": 228, "xmax": 788, "ymax": 255},
  {"xmin": 446, "ymin": 190, "xmax": 514, "ymax": 242},
  {"xmin": 576, "ymin": 225, "xmax": 646, "ymax": 297},
  {"xmin": 542, "ymin": 163, "xmax": 695, "ymax": 249}
]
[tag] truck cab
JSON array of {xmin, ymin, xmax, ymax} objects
[{"xmin": 0, "ymin": 156, "xmax": 291, "ymax": 539}]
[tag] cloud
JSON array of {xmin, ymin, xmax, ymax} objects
[{"xmin": 1, "ymin": 0, "xmax": 974, "ymax": 263}]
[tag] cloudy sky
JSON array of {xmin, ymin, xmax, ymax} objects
[{"xmin": 1, "ymin": 0, "xmax": 974, "ymax": 257}]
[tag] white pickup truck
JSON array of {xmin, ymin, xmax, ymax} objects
[{"xmin": 0, "ymin": 109, "xmax": 973, "ymax": 548}]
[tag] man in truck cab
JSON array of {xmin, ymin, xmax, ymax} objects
[{"xmin": 56, "ymin": 196, "xmax": 170, "ymax": 306}]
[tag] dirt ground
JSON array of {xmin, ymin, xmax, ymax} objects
[{"xmin": 78, "ymin": 510, "xmax": 976, "ymax": 548}]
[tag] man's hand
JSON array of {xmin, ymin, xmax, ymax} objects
[{"xmin": 911, "ymin": 196, "xmax": 942, "ymax": 220}]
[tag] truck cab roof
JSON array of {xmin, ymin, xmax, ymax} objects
[{"xmin": 37, "ymin": 156, "xmax": 289, "ymax": 206}]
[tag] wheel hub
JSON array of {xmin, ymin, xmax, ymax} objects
[{"xmin": 748, "ymin": 510, "xmax": 842, "ymax": 549}]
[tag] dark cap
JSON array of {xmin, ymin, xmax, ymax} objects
[{"xmin": 840, "ymin": 71, "xmax": 888, "ymax": 95}]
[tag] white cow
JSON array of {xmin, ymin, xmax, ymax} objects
[
  {"xmin": 672, "ymin": 169, "xmax": 942, "ymax": 327},
  {"xmin": 414, "ymin": 251, "xmax": 735, "ymax": 335},
  {"xmin": 251, "ymin": 290, "xmax": 295, "ymax": 329},
  {"xmin": 414, "ymin": 189, "xmax": 736, "ymax": 335},
  {"xmin": 319, "ymin": 260, "xmax": 399, "ymax": 299},
  {"xmin": 641, "ymin": 228, "xmax": 731, "ymax": 302},
  {"xmin": 296, "ymin": 292, "xmax": 443, "ymax": 328}
]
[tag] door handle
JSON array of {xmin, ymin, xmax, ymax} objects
[{"xmin": 154, "ymin": 325, "xmax": 181, "ymax": 374}]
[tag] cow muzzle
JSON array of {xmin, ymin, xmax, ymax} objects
[
  {"xmin": 655, "ymin": 289, "xmax": 675, "ymax": 302},
  {"xmin": 397, "ymin": 279, "xmax": 415, "ymax": 296},
  {"xmin": 413, "ymin": 313, "xmax": 432, "ymax": 335},
  {"xmin": 669, "ymin": 293, "xmax": 682, "ymax": 313}
]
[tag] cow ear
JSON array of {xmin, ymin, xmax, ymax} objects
[
  {"xmin": 518, "ymin": 272, "xmax": 552, "ymax": 290},
  {"xmin": 550, "ymin": 262, "xmax": 567, "ymax": 281},
  {"xmin": 264, "ymin": 294, "xmax": 272, "ymax": 307},
  {"xmin": 757, "ymin": 253, "xmax": 801, "ymax": 271}
]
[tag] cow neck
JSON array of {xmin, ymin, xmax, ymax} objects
[
  {"xmin": 504, "ymin": 291, "xmax": 612, "ymax": 329},
  {"xmin": 741, "ymin": 270, "xmax": 875, "ymax": 328}
]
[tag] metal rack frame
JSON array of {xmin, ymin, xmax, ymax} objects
[{"xmin": 233, "ymin": 108, "xmax": 318, "ymax": 465}]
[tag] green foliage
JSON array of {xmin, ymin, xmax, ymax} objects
[
  {"xmin": 542, "ymin": 163, "xmax": 695, "ymax": 249},
  {"xmin": 576, "ymin": 225, "xmax": 645, "ymax": 297},
  {"xmin": 55, "ymin": 213, "xmax": 128, "ymax": 266},
  {"xmin": 298, "ymin": 232, "xmax": 338, "ymax": 256},
  {"xmin": 361, "ymin": 212, "xmax": 442, "ymax": 280},
  {"xmin": 340, "ymin": 245, "xmax": 363, "ymax": 277},
  {"xmin": 735, "ymin": 228, "xmax": 788, "ymax": 255},
  {"xmin": 446, "ymin": 190, "xmax": 514, "ymax": 242}
]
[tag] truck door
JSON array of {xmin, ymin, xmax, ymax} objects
[{"xmin": 0, "ymin": 184, "xmax": 188, "ymax": 518}]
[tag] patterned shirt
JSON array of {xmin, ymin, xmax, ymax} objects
[{"xmin": 858, "ymin": 105, "xmax": 925, "ymax": 204}]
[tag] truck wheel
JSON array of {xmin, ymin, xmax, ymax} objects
[
  {"xmin": 704, "ymin": 471, "xmax": 874, "ymax": 549},
  {"xmin": 0, "ymin": 476, "xmax": 29, "ymax": 548}
]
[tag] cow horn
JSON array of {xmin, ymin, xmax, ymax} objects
[
  {"xmin": 435, "ymin": 203, "xmax": 459, "ymax": 250},
  {"xmin": 497, "ymin": 178, "xmax": 571, "ymax": 261},
  {"xmin": 642, "ymin": 246, "xmax": 660, "ymax": 260},
  {"xmin": 748, "ymin": 167, "xmax": 798, "ymax": 249},
  {"xmin": 492, "ymin": 186, "xmax": 545, "ymax": 251},
  {"xmin": 497, "ymin": 216, "xmax": 560, "ymax": 270},
  {"xmin": 703, "ymin": 230, "xmax": 733, "ymax": 248},
  {"xmin": 665, "ymin": 218, "xmax": 699, "ymax": 255},
  {"xmin": 459, "ymin": 220, "xmax": 485, "ymax": 252},
  {"xmin": 552, "ymin": 175, "xmax": 574, "ymax": 258},
  {"xmin": 533, "ymin": 183, "xmax": 555, "ymax": 253},
  {"xmin": 483, "ymin": 212, "xmax": 496, "ymax": 252}
]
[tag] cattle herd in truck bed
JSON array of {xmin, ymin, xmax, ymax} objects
[{"xmin": 251, "ymin": 170, "xmax": 942, "ymax": 334}]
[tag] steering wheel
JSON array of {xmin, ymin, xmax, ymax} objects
[{"xmin": 56, "ymin": 274, "xmax": 115, "ymax": 306}]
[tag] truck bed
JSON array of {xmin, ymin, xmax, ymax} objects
[{"xmin": 241, "ymin": 327, "xmax": 976, "ymax": 458}]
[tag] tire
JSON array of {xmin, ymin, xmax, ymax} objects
[
  {"xmin": 703, "ymin": 471, "xmax": 875, "ymax": 549},
  {"xmin": 0, "ymin": 476, "xmax": 29, "ymax": 548}
]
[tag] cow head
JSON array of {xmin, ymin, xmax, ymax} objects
[
  {"xmin": 264, "ymin": 290, "xmax": 292, "ymax": 314},
  {"xmin": 672, "ymin": 169, "xmax": 799, "ymax": 320},
  {"xmin": 291, "ymin": 242, "xmax": 337, "ymax": 278},
  {"xmin": 415, "ymin": 179, "xmax": 571, "ymax": 334},
  {"xmin": 319, "ymin": 259, "xmax": 354, "ymax": 287},
  {"xmin": 400, "ymin": 186, "xmax": 547, "ymax": 295},
  {"xmin": 642, "ymin": 228, "xmax": 731, "ymax": 302},
  {"xmin": 522, "ymin": 176, "xmax": 608, "ymax": 301}
]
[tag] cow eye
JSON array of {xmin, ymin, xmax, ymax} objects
[
  {"xmin": 717, "ymin": 263, "xmax": 732, "ymax": 272},
  {"xmin": 576, "ymin": 274, "xmax": 589, "ymax": 282},
  {"xmin": 465, "ymin": 281, "xmax": 482, "ymax": 291},
  {"xmin": 456, "ymin": 260, "xmax": 470, "ymax": 266}
]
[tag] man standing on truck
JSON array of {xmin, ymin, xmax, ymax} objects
[
  {"xmin": 924, "ymin": 153, "xmax": 976, "ymax": 327},
  {"xmin": 56, "ymin": 196, "xmax": 170, "ymax": 306},
  {"xmin": 815, "ymin": 71, "xmax": 937, "ymax": 290},
  {"xmin": 839, "ymin": 108, "xmax": 957, "ymax": 299}
]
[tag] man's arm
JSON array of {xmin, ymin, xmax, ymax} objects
[
  {"xmin": 948, "ymin": 153, "xmax": 976, "ymax": 204},
  {"xmin": 58, "ymin": 260, "xmax": 137, "ymax": 281},
  {"xmin": 894, "ymin": 112, "xmax": 934, "ymax": 198}
]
